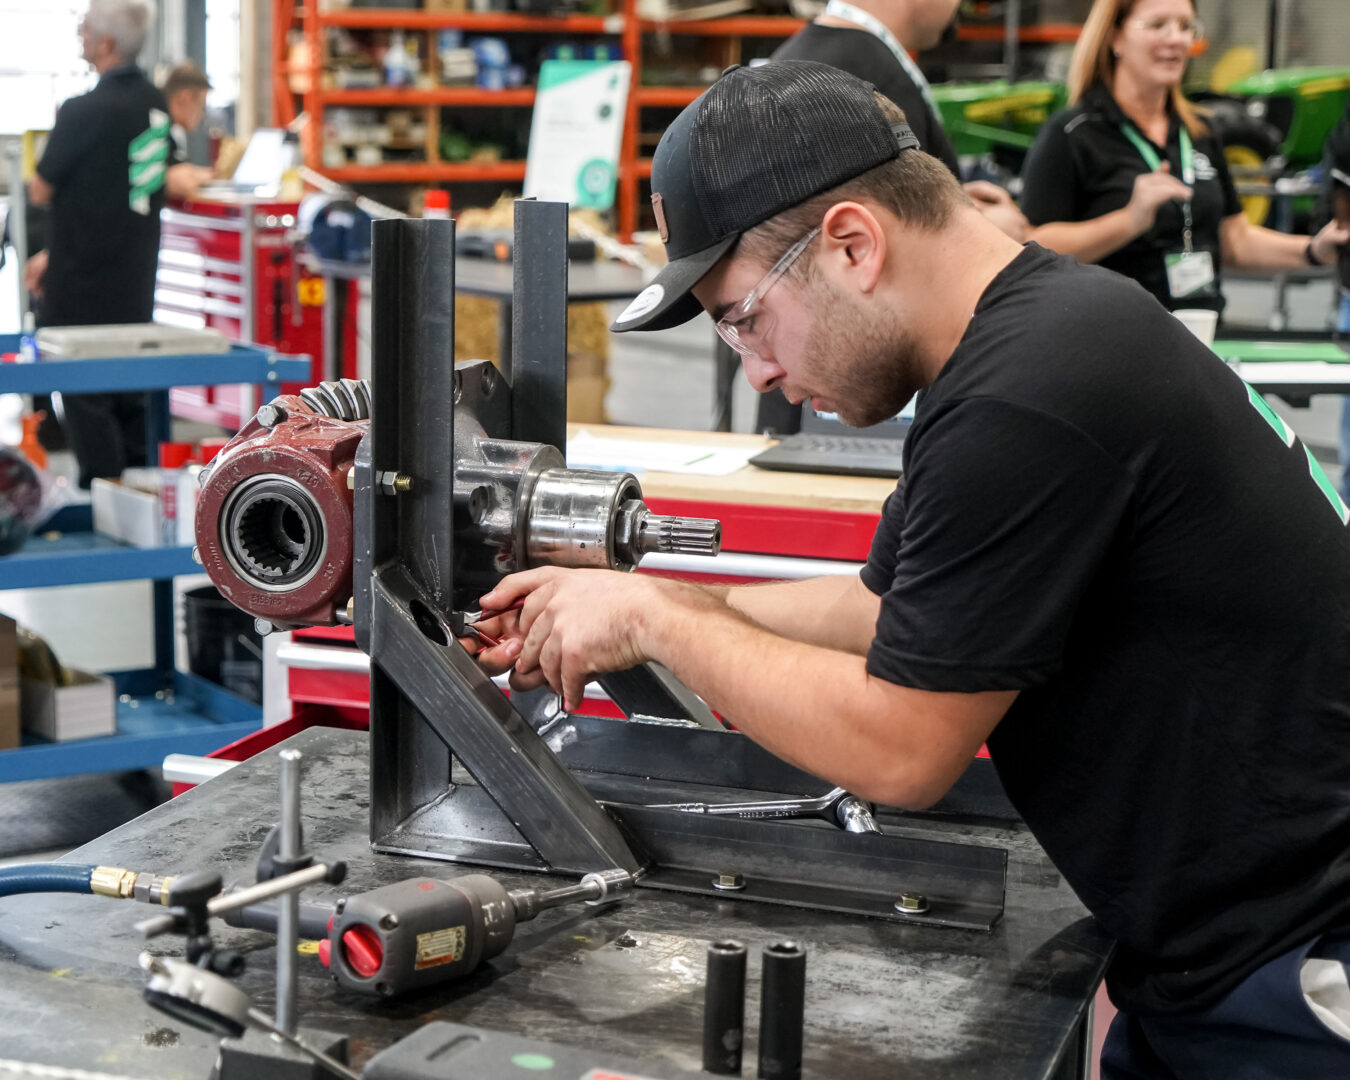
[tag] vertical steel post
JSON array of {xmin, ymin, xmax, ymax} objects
[
  {"xmin": 509, "ymin": 199, "xmax": 569, "ymax": 451},
  {"xmin": 367, "ymin": 218, "xmax": 457, "ymax": 844}
]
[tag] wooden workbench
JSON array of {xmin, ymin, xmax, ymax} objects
[{"xmin": 572, "ymin": 424, "xmax": 896, "ymax": 515}]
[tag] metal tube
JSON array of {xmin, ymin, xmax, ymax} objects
[
  {"xmin": 276, "ymin": 748, "xmax": 302, "ymax": 1036},
  {"xmin": 702, "ymin": 940, "xmax": 747, "ymax": 1075},
  {"xmin": 757, "ymin": 941, "xmax": 806, "ymax": 1080},
  {"xmin": 136, "ymin": 862, "xmax": 332, "ymax": 939}
]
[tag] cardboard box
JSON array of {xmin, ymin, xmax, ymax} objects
[
  {"xmin": 92, "ymin": 478, "xmax": 162, "ymax": 548},
  {"xmin": 0, "ymin": 615, "xmax": 18, "ymax": 751},
  {"xmin": 21, "ymin": 669, "xmax": 116, "ymax": 742}
]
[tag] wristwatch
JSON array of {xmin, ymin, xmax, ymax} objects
[{"xmin": 1305, "ymin": 239, "xmax": 1325, "ymax": 267}]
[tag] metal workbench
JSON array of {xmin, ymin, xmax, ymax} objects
[{"xmin": 0, "ymin": 727, "xmax": 1111, "ymax": 1079}]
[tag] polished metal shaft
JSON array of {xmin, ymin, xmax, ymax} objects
[{"xmin": 276, "ymin": 749, "xmax": 302, "ymax": 1036}]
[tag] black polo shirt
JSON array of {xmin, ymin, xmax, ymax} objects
[
  {"xmin": 1020, "ymin": 85, "xmax": 1241, "ymax": 314},
  {"xmin": 772, "ymin": 24, "xmax": 961, "ymax": 179},
  {"xmin": 36, "ymin": 66, "xmax": 170, "ymax": 328}
]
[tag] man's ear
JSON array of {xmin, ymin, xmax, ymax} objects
[{"xmin": 819, "ymin": 201, "xmax": 886, "ymax": 295}]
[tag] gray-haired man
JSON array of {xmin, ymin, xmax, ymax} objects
[{"xmin": 26, "ymin": 0, "xmax": 169, "ymax": 487}]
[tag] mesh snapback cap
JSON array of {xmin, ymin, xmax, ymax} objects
[{"xmin": 612, "ymin": 60, "xmax": 920, "ymax": 333}]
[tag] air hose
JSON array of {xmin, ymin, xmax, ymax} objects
[
  {"xmin": 0, "ymin": 863, "xmax": 94, "ymax": 898},
  {"xmin": 0, "ymin": 863, "xmax": 174, "ymax": 903}
]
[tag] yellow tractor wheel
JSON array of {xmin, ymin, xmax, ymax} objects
[{"xmin": 1225, "ymin": 144, "xmax": 1271, "ymax": 226}]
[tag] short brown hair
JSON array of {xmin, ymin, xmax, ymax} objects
[
  {"xmin": 163, "ymin": 62, "xmax": 211, "ymax": 98},
  {"xmin": 737, "ymin": 92, "xmax": 967, "ymax": 269}
]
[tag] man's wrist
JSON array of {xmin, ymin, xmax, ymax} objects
[{"xmin": 1305, "ymin": 238, "xmax": 1325, "ymax": 267}]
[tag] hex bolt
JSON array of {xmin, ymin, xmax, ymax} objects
[
  {"xmin": 452, "ymin": 369, "xmax": 463, "ymax": 403},
  {"xmin": 377, "ymin": 470, "xmax": 414, "ymax": 496},
  {"xmin": 712, "ymin": 871, "xmax": 746, "ymax": 892},
  {"xmin": 334, "ymin": 898, "xmax": 346, "ymax": 915},
  {"xmin": 379, "ymin": 913, "xmax": 399, "ymax": 930},
  {"xmin": 346, "ymin": 467, "xmax": 355, "ymax": 491},
  {"xmin": 254, "ymin": 618, "xmax": 273, "ymax": 637},
  {"xmin": 256, "ymin": 403, "xmax": 287, "ymax": 428},
  {"xmin": 197, "ymin": 465, "xmax": 213, "ymax": 489},
  {"xmin": 480, "ymin": 364, "xmax": 497, "ymax": 395},
  {"xmin": 191, "ymin": 546, "xmax": 203, "ymax": 565},
  {"xmin": 894, "ymin": 892, "xmax": 930, "ymax": 915}
]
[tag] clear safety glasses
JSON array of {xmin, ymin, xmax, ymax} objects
[
  {"xmin": 714, "ymin": 226, "xmax": 821, "ymax": 359},
  {"xmin": 1128, "ymin": 14, "xmax": 1203, "ymax": 39}
]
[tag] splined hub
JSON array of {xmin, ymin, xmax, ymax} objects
[{"xmin": 221, "ymin": 476, "xmax": 326, "ymax": 590}]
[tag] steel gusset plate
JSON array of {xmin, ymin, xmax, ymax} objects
[{"xmin": 614, "ymin": 806, "xmax": 1006, "ymax": 932}]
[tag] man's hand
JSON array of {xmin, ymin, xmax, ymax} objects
[
  {"xmin": 964, "ymin": 180, "xmax": 1029, "ymax": 242},
  {"xmin": 23, "ymin": 250, "xmax": 48, "ymax": 297},
  {"xmin": 26, "ymin": 173, "xmax": 53, "ymax": 207},
  {"xmin": 478, "ymin": 568, "xmax": 713, "ymax": 712}
]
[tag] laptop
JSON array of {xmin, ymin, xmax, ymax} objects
[{"xmin": 748, "ymin": 398, "xmax": 914, "ymax": 479}]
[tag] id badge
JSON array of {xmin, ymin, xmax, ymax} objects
[{"xmin": 1165, "ymin": 249, "xmax": 1216, "ymax": 298}]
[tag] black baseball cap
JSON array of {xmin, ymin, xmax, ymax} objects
[{"xmin": 612, "ymin": 60, "xmax": 920, "ymax": 333}]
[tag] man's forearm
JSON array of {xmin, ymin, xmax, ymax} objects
[
  {"xmin": 638, "ymin": 597, "xmax": 1005, "ymax": 808},
  {"xmin": 697, "ymin": 573, "xmax": 879, "ymax": 654}
]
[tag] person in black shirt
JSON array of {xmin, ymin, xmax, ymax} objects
[
  {"xmin": 1020, "ymin": 0, "xmax": 1347, "ymax": 316},
  {"xmin": 26, "ymin": 0, "xmax": 170, "ymax": 488},
  {"xmin": 773, "ymin": 0, "xmax": 1028, "ymax": 241},
  {"xmin": 162, "ymin": 62, "xmax": 215, "ymax": 200},
  {"xmin": 469, "ymin": 62, "xmax": 1350, "ymax": 1077}
]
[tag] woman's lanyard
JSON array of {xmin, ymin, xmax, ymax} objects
[
  {"xmin": 1120, "ymin": 122, "xmax": 1196, "ymax": 252},
  {"xmin": 823, "ymin": 0, "xmax": 940, "ymax": 120}
]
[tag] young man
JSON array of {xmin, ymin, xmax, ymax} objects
[
  {"xmin": 473, "ymin": 62, "xmax": 1350, "ymax": 1076},
  {"xmin": 767, "ymin": 0, "xmax": 1023, "ymax": 431},
  {"xmin": 26, "ymin": 0, "xmax": 169, "ymax": 487},
  {"xmin": 162, "ymin": 62, "xmax": 215, "ymax": 199}
]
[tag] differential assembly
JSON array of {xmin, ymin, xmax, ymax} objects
[{"xmin": 194, "ymin": 372, "xmax": 721, "ymax": 629}]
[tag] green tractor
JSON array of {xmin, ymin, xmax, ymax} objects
[
  {"xmin": 1200, "ymin": 66, "xmax": 1350, "ymax": 225},
  {"xmin": 930, "ymin": 80, "xmax": 1068, "ymax": 176}
]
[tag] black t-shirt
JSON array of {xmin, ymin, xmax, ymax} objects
[
  {"xmin": 772, "ymin": 24, "xmax": 961, "ymax": 179},
  {"xmin": 36, "ymin": 67, "xmax": 170, "ymax": 328},
  {"xmin": 860, "ymin": 243, "xmax": 1350, "ymax": 1015},
  {"xmin": 1020, "ymin": 86, "xmax": 1242, "ymax": 314}
]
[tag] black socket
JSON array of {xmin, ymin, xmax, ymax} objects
[
  {"xmin": 757, "ymin": 940, "xmax": 806, "ymax": 1080},
  {"xmin": 702, "ymin": 940, "xmax": 747, "ymax": 1074}
]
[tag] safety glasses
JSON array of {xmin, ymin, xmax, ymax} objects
[
  {"xmin": 1128, "ymin": 14, "xmax": 1203, "ymax": 39},
  {"xmin": 714, "ymin": 227, "xmax": 821, "ymax": 358}
]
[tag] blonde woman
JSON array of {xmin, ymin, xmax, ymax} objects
[{"xmin": 1020, "ymin": 0, "xmax": 1347, "ymax": 315}]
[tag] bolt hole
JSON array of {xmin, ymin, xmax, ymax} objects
[
  {"xmin": 410, "ymin": 600, "xmax": 450, "ymax": 646},
  {"xmin": 710, "ymin": 941, "xmax": 744, "ymax": 954},
  {"xmin": 767, "ymin": 942, "xmax": 802, "ymax": 956}
]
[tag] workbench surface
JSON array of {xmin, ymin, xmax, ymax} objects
[
  {"xmin": 569, "ymin": 424, "xmax": 897, "ymax": 515},
  {"xmin": 0, "ymin": 729, "xmax": 1111, "ymax": 1078}
]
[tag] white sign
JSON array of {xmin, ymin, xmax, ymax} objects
[{"xmin": 524, "ymin": 60, "xmax": 631, "ymax": 211}]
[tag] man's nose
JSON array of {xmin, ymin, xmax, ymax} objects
[{"xmin": 741, "ymin": 351, "xmax": 782, "ymax": 394}]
